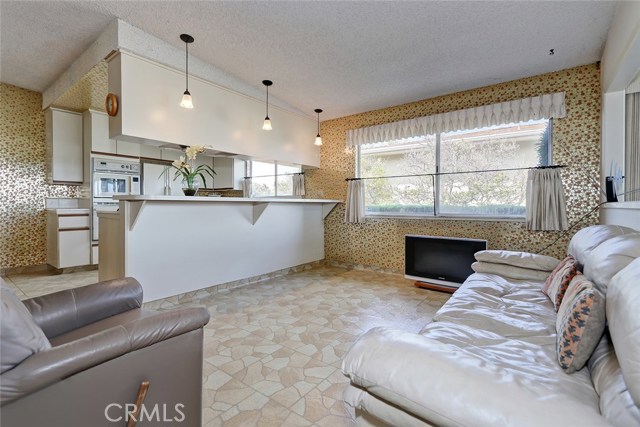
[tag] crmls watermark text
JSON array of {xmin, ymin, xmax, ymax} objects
[{"xmin": 104, "ymin": 403, "xmax": 185, "ymax": 423}]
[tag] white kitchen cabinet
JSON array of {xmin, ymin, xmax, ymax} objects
[
  {"xmin": 84, "ymin": 110, "xmax": 115, "ymax": 154},
  {"xmin": 84, "ymin": 109, "xmax": 142, "ymax": 158},
  {"xmin": 213, "ymin": 157, "xmax": 245, "ymax": 190},
  {"xmin": 46, "ymin": 108, "xmax": 83, "ymax": 184},
  {"xmin": 92, "ymin": 243, "xmax": 99, "ymax": 265},
  {"xmin": 139, "ymin": 144, "xmax": 162, "ymax": 159},
  {"xmin": 161, "ymin": 148, "xmax": 183, "ymax": 161},
  {"xmin": 115, "ymin": 140, "xmax": 140, "ymax": 157},
  {"xmin": 46, "ymin": 209, "xmax": 91, "ymax": 268}
]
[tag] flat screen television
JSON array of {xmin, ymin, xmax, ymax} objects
[{"xmin": 405, "ymin": 235, "xmax": 488, "ymax": 289}]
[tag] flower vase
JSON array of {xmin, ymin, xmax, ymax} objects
[{"xmin": 182, "ymin": 179, "xmax": 200, "ymax": 196}]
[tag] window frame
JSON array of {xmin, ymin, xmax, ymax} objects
[
  {"xmin": 248, "ymin": 160, "xmax": 302, "ymax": 198},
  {"xmin": 356, "ymin": 119, "xmax": 553, "ymax": 220}
]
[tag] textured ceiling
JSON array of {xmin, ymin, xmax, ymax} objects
[{"xmin": 0, "ymin": 1, "xmax": 616, "ymax": 120}]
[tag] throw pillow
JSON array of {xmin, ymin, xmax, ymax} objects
[
  {"xmin": 474, "ymin": 250, "xmax": 560, "ymax": 271},
  {"xmin": 543, "ymin": 255, "xmax": 578, "ymax": 310},
  {"xmin": 471, "ymin": 261, "xmax": 551, "ymax": 281},
  {"xmin": 0, "ymin": 283, "xmax": 51, "ymax": 373},
  {"xmin": 556, "ymin": 274, "xmax": 606, "ymax": 373}
]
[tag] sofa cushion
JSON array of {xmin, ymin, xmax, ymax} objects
[
  {"xmin": 475, "ymin": 250, "xmax": 560, "ymax": 271},
  {"xmin": 588, "ymin": 331, "xmax": 640, "ymax": 426},
  {"xmin": 607, "ymin": 257, "xmax": 640, "ymax": 406},
  {"xmin": 343, "ymin": 326, "xmax": 607, "ymax": 427},
  {"xmin": 0, "ymin": 283, "xmax": 51, "ymax": 374},
  {"xmin": 543, "ymin": 256, "xmax": 578, "ymax": 310},
  {"xmin": 584, "ymin": 233, "xmax": 640, "ymax": 292},
  {"xmin": 432, "ymin": 273, "xmax": 556, "ymax": 344},
  {"xmin": 471, "ymin": 261, "xmax": 551, "ymax": 281},
  {"xmin": 567, "ymin": 224, "xmax": 637, "ymax": 269},
  {"xmin": 556, "ymin": 274, "xmax": 606, "ymax": 373}
]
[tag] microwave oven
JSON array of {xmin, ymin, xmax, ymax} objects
[
  {"xmin": 92, "ymin": 159, "xmax": 141, "ymax": 198},
  {"xmin": 93, "ymin": 173, "xmax": 140, "ymax": 198}
]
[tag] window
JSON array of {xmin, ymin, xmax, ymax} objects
[
  {"xmin": 358, "ymin": 119, "xmax": 551, "ymax": 217},
  {"xmin": 249, "ymin": 161, "xmax": 302, "ymax": 197}
]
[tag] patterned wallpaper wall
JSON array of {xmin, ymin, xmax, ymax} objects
[
  {"xmin": 52, "ymin": 61, "xmax": 108, "ymax": 112},
  {"xmin": 0, "ymin": 83, "xmax": 81, "ymax": 271},
  {"xmin": 306, "ymin": 64, "xmax": 601, "ymax": 271}
]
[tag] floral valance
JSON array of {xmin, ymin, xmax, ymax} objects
[{"xmin": 346, "ymin": 92, "xmax": 566, "ymax": 147}]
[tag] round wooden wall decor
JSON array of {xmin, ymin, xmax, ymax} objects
[{"xmin": 105, "ymin": 93, "xmax": 118, "ymax": 116}]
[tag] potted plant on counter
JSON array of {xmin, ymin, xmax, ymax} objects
[{"xmin": 161, "ymin": 145, "xmax": 215, "ymax": 196}]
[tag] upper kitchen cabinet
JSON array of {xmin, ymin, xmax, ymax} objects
[
  {"xmin": 83, "ymin": 109, "xmax": 141, "ymax": 158},
  {"xmin": 213, "ymin": 157, "xmax": 245, "ymax": 190},
  {"xmin": 46, "ymin": 108, "xmax": 83, "ymax": 184},
  {"xmin": 107, "ymin": 51, "xmax": 319, "ymax": 168}
]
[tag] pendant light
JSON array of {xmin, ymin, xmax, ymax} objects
[
  {"xmin": 179, "ymin": 33, "xmax": 195, "ymax": 109},
  {"xmin": 262, "ymin": 80, "xmax": 273, "ymax": 130},
  {"xmin": 314, "ymin": 109, "xmax": 323, "ymax": 146}
]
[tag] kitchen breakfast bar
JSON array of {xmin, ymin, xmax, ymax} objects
[{"xmin": 99, "ymin": 196, "xmax": 340, "ymax": 302}]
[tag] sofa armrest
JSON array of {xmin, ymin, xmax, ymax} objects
[
  {"xmin": 342, "ymin": 327, "xmax": 610, "ymax": 427},
  {"xmin": 0, "ymin": 306, "xmax": 209, "ymax": 405},
  {"xmin": 22, "ymin": 277, "xmax": 143, "ymax": 339}
]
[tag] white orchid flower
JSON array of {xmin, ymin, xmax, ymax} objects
[{"xmin": 185, "ymin": 145, "xmax": 206, "ymax": 160}]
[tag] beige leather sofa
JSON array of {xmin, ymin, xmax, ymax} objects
[
  {"xmin": 342, "ymin": 225, "xmax": 640, "ymax": 427},
  {"xmin": 0, "ymin": 277, "xmax": 210, "ymax": 427}
]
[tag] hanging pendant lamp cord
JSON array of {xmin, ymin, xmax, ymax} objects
[
  {"xmin": 185, "ymin": 42, "xmax": 189, "ymax": 91},
  {"xmin": 266, "ymin": 85, "xmax": 269, "ymax": 116}
]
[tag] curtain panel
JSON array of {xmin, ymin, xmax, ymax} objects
[
  {"xmin": 625, "ymin": 92, "xmax": 640, "ymax": 201},
  {"xmin": 525, "ymin": 168, "xmax": 568, "ymax": 231},
  {"xmin": 292, "ymin": 173, "xmax": 306, "ymax": 197},
  {"xmin": 242, "ymin": 177, "xmax": 252, "ymax": 198},
  {"xmin": 345, "ymin": 180, "xmax": 366, "ymax": 224},
  {"xmin": 346, "ymin": 92, "xmax": 566, "ymax": 147}
]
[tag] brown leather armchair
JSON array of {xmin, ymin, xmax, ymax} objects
[{"xmin": 0, "ymin": 277, "xmax": 210, "ymax": 427}]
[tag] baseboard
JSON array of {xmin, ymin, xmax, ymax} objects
[{"xmin": 1, "ymin": 264, "xmax": 98, "ymax": 277}]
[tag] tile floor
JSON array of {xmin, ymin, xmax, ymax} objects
[{"xmin": 4, "ymin": 265, "xmax": 450, "ymax": 426}]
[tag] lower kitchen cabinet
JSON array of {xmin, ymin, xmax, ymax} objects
[{"xmin": 46, "ymin": 209, "xmax": 91, "ymax": 268}]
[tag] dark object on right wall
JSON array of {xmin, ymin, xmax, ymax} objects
[{"xmin": 605, "ymin": 176, "xmax": 618, "ymax": 202}]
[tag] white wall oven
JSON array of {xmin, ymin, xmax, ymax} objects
[
  {"xmin": 92, "ymin": 158, "xmax": 140, "ymax": 243},
  {"xmin": 93, "ymin": 159, "xmax": 141, "ymax": 198}
]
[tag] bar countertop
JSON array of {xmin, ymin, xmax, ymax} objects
[{"xmin": 114, "ymin": 195, "xmax": 341, "ymax": 204}]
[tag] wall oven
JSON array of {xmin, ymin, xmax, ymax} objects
[
  {"xmin": 93, "ymin": 159, "xmax": 141, "ymax": 198},
  {"xmin": 92, "ymin": 158, "xmax": 141, "ymax": 243}
]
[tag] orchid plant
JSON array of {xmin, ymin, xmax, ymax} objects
[{"xmin": 161, "ymin": 145, "xmax": 216, "ymax": 193}]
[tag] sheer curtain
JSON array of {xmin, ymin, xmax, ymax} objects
[
  {"xmin": 625, "ymin": 92, "xmax": 640, "ymax": 201},
  {"xmin": 347, "ymin": 93, "xmax": 566, "ymax": 147},
  {"xmin": 345, "ymin": 179, "xmax": 366, "ymax": 223},
  {"xmin": 242, "ymin": 177, "xmax": 252, "ymax": 198},
  {"xmin": 292, "ymin": 173, "xmax": 305, "ymax": 197},
  {"xmin": 526, "ymin": 169, "xmax": 568, "ymax": 231}
]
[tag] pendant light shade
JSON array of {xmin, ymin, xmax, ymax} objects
[
  {"xmin": 262, "ymin": 80, "xmax": 273, "ymax": 130},
  {"xmin": 180, "ymin": 34, "xmax": 195, "ymax": 109},
  {"xmin": 180, "ymin": 90, "xmax": 193, "ymax": 109},
  {"xmin": 314, "ymin": 109, "xmax": 323, "ymax": 146}
]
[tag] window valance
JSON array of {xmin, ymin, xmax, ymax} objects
[{"xmin": 346, "ymin": 92, "xmax": 566, "ymax": 147}]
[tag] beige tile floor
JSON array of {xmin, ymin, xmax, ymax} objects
[{"xmin": 4, "ymin": 265, "xmax": 450, "ymax": 426}]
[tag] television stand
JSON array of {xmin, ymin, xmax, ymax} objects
[{"xmin": 414, "ymin": 281, "xmax": 457, "ymax": 294}]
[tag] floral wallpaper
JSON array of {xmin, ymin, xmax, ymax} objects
[
  {"xmin": 0, "ymin": 83, "xmax": 81, "ymax": 272},
  {"xmin": 52, "ymin": 61, "xmax": 108, "ymax": 112},
  {"xmin": 306, "ymin": 64, "xmax": 601, "ymax": 271}
]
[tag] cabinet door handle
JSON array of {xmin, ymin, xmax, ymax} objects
[{"xmin": 58, "ymin": 227, "xmax": 91, "ymax": 232}]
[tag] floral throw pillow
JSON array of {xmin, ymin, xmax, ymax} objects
[
  {"xmin": 542, "ymin": 255, "xmax": 578, "ymax": 310},
  {"xmin": 556, "ymin": 274, "xmax": 606, "ymax": 373}
]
